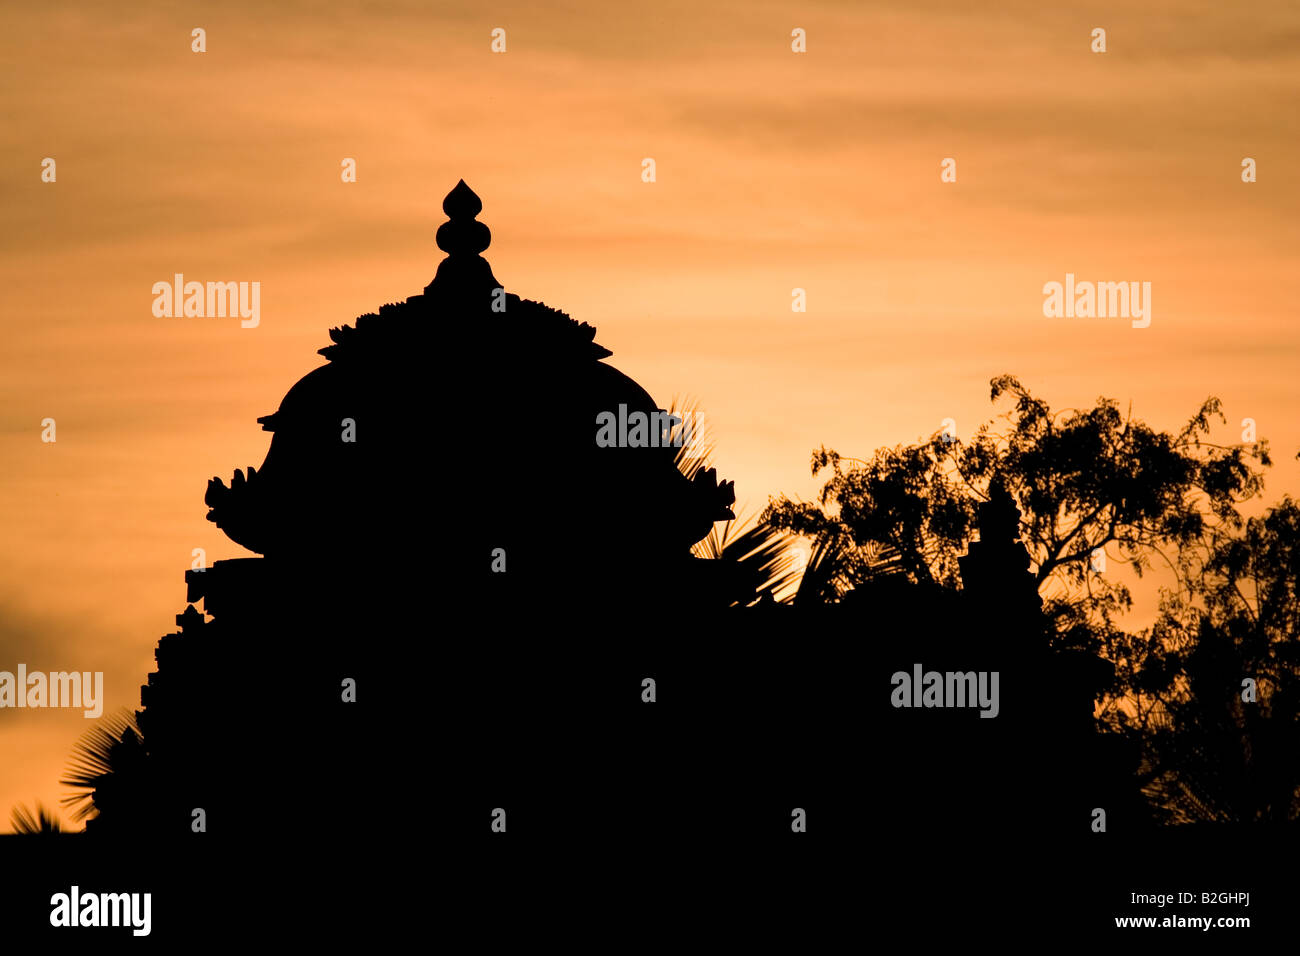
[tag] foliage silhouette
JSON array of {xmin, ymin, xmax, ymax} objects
[
  {"xmin": 763, "ymin": 374, "xmax": 1294, "ymax": 826},
  {"xmin": 763, "ymin": 374, "xmax": 1270, "ymax": 639},
  {"xmin": 1133, "ymin": 497, "xmax": 1300, "ymax": 823},
  {"xmin": 9, "ymin": 802, "xmax": 63, "ymax": 835},
  {"xmin": 60, "ymin": 709, "xmax": 144, "ymax": 825}
]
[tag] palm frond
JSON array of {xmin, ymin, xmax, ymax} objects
[
  {"xmin": 793, "ymin": 534, "xmax": 849, "ymax": 605},
  {"xmin": 10, "ymin": 801, "xmax": 63, "ymax": 835},
  {"xmin": 59, "ymin": 709, "xmax": 142, "ymax": 822},
  {"xmin": 693, "ymin": 513, "xmax": 804, "ymax": 604},
  {"xmin": 667, "ymin": 396, "xmax": 715, "ymax": 482}
]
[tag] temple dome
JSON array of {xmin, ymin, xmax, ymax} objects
[{"xmin": 203, "ymin": 181, "xmax": 735, "ymax": 601}]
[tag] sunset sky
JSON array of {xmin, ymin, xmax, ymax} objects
[{"xmin": 2, "ymin": 0, "xmax": 1298, "ymax": 828}]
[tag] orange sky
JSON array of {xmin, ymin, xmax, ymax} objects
[{"xmin": 2, "ymin": 0, "xmax": 1298, "ymax": 829}]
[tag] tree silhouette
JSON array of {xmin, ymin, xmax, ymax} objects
[
  {"xmin": 762, "ymin": 374, "xmax": 1294, "ymax": 827},
  {"xmin": 762, "ymin": 374, "xmax": 1270, "ymax": 647},
  {"xmin": 1132, "ymin": 497, "xmax": 1300, "ymax": 822}
]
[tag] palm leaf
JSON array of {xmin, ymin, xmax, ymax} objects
[
  {"xmin": 667, "ymin": 397, "xmax": 715, "ymax": 482},
  {"xmin": 692, "ymin": 513, "xmax": 805, "ymax": 604},
  {"xmin": 10, "ymin": 801, "xmax": 62, "ymax": 835},
  {"xmin": 59, "ymin": 709, "xmax": 143, "ymax": 822}
]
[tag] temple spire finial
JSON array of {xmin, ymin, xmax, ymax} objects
[
  {"xmin": 436, "ymin": 180, "xmax": 490, "ymax": 255},
  {"xmin": 426, "ymin": 179, "xmax": 500, "ymax": 299},
  {"xmin": 442, "ymin": 179, "xmax": 482, "ymax": 218}
]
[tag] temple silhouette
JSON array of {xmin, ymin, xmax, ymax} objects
[
  {"xmin": 85, "ymin": 181, "xmax": 753, "ymax": 840},
  {"xmin": 76, "ymin": 186, "xmax": 1145, "ymax": 910}
]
